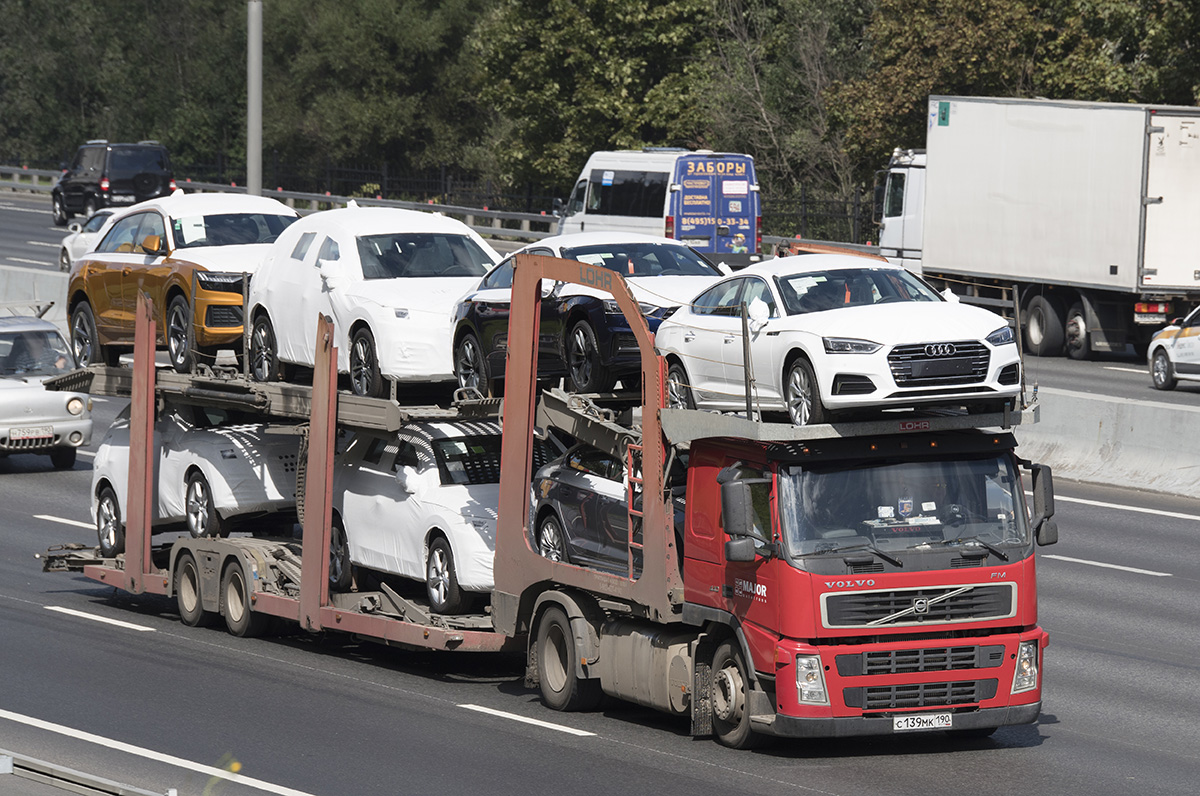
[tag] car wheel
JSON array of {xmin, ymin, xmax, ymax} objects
[
  {"xmin": 711, "ymin": 639, "xmax": 763, "ymax": 749},
  {"xmin": 784, "ymin": 357, "xmax": 826, "ymax": 426},
  {"xmin": 349, "ymin": 326, "xmax": 384, "ymax": 398},
  {"xmin": 166, "ymin": 295, "xmax": 196, "ymax": 373},
  {"xmin": 454, "ymin": 333, "xmax": 491, "ymax": 396},
  {"xmin": 1024, "ymin": 295, "xmax": 1065, "ymax": 357},
  {"xmin": 329, "ymin": 516, "xmax": 353, "ymax": 592},
  {"xmin": 536, "ymin": 605, "xmax": 602, "ymax": 711},
  {"xmin": 1064, "ymin": 302, "xmax": 1091, "ymax": 360},
  {"xmin": 1151, "ymin": 349, "xmax": 1177, "ymax": 391},
  {"xmin": 50, "ymin": 447, "xmax": 77, "ymax": 470},
  {"xmin": 537, "ymin": 513, "xmax": 570, "ymax": 563},
  {"xmin": 52, "ymin": 194, "xmax": 69, "ymax": 226},
  {"xmin": 59, "ymin": 248, "xmax": 71, "ymax": 272},
  {"xmin": 566, "ymin": 320, "xmax": 614, "ymax": 393},
  {"xmin": 250, "ymin": 313, "xmax": 283, "ymax": 382},
  {"xmin": 426, "ymin": 536, "xmax": 466, "ymax": 614},
  {"xmin": 185, "ymin": 471, "xmax": 226, "ymax": 538},
  {"xmin": 84, "ymin": 198, "xmax": 98, "ymax": 217},
  {"xmin": 95, "ymin": 485, "xmax": 124, "ymax": 557},
  {"xmin": 175, "ymin": 552, "xmax": 216, "ymax": 627},
  {"xmin": 70, "ymin": 301, "xmax": 117, "ymax": 367},
  {"xmin": 666, "ymin": 361, "xmax": 695, "ymax": 409},
  {"xmin": 222, "ymin": 562, "xmax": 269, "ymax": 637}
]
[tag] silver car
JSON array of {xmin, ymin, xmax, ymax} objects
[{"xmin": 0, "ymin": 316, "xmax": 92, "ymax": 469}]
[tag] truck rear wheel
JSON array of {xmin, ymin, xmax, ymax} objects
[
  {"xmin": 176, "ymin": 553, "xmax": 216, "ymax": 627},
  {"xmin": 1064, "ymin": 302, "xmax": 1091, "ymax": 360},
  {"xmin": 1024, "ymin": 295, "xmax": 1064, "ymax": 357},
  {"xmin": 222, "ymin": 561, "xmax": 268, "ymax": 637},
  {"xmin": 536, "ymin": 605, "xmax": 601, "ymax": 712},
  {"xmin": 711, "ymin": 639, "xmax": 762, "ymax": 749}
]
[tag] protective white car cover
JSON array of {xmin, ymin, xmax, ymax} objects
[
  {"xmin": 656, "ymin": 253, "xmax": 1022, "ymax": 418},
  {"xmin": 90, "ymin": 404, "xmax": 299, "ymax": 530},
  {"xmin": 248, "ymin": 206, "xmax": 499, "ymax": 382},
  {"xmin": 332, "ymin": 421, "xmax": 509, "ymax": 593}
]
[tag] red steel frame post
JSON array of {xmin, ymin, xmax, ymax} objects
[
  {"xmin": 122, "ymin": 292, "xmax": 165, "ymax": 594},
  {"xmin": 492, "ymin": 254, "xmax": 681, "ymax": 632},
  {"xmin": 299, "ymin": 314, "xmax": 337, "ymax": 631}
]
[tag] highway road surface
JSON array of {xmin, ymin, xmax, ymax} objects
[{"xmin": 0, "ymin": 394, "xmax": 1197, "ymax": 795}]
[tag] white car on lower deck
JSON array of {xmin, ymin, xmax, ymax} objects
[
  {"xmin": 90, "ymin": 404, "xmax": 300, "ymax": 556},
  {"xmin": 247, "ymin": 206, "xmax": 499, "ymax": 397},
  {"xmin": 656, "ymin": 254, "xmax": 1021, "ymax": 424}
]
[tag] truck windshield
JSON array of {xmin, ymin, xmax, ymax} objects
[{"xmin": 777, "ymin": 455, "xmax": 1030, "ymax": 566}]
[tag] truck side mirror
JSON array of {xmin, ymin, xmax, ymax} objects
[
  {"xmin": 720, "ymin": 479, "xmax": 754, "ymax": 538},
  {"xmin": 725, "ymin": 536, "xmax": 756, "ymax": 563},
  {"xmin": 1031, "ymin": 463, "xmax": 1057, "ymax": 546},
  {"xmin": 552, "ymin": 197, "xmax": 564, "ymax": 216}
]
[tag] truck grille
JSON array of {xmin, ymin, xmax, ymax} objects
[
  {"xmin": 2, "ymin": 436, "xmax": 59, "ymax": 451},
  {"xmin": 888, "ymin": 341, "xmax": 989, "ymax": 386},
  {"xmin": 822, "ymin": 583, "xmax": 1016, "ymax": 628},
  {"xmin": 836, "ymin": 645, "xmax": 1005, "ymax": 676},
  {"xmin": 844, "ymin": 679, "xmax": 998, "ymax": 710}
]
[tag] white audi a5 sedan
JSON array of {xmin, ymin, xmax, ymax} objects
[
  {"xmin": 90, "ymin": 404, "xmax": 299, "ymax": 556},
  {"xmin": 247, "ymin": 205, "xmax": 499, "ymax": 396},
  {"xmin": 655, "ymin": 255, "xmax": 1021, "ymax": 424}
]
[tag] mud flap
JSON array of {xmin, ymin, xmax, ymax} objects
[{"xmin": 690, "ymin": 636, "xmax": 715, "ymax": 736}]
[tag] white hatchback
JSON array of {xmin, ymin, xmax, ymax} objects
[
  {"xmin": 656, "ymin": 255, "xmax": 1021, "ymax": 424},
  {"xmin": 247, "ymin": 206, "xmax": 499, "ymax": 396},
  {"xmin": 90, "ymin": 404, "xmax": 299, "ymax": 556}
]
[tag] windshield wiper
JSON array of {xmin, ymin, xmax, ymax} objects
[
  {"xmin": 799, "ymin": 542, "xmax": 903, "ymax": 568},
  {"xmin": 909, "ymin": 536, "xmax": 1009, "ymax": 561}
]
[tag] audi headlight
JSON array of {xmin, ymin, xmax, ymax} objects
[
  {"xmin": 67, "ymin": 397, "xmax": 85, "ymax": 416},
  {"xmin": 603, "ymin": 299, "xmax": 656, "ymax": 316},
  {"xmin": 823, "ymin": 337, "xmax": 882, "ymax": 354},
  {"xmin": 986, "ymin": 325, "xmax": 1015, "ymax": 346},
  {"xmin": 796, "ymin": 654, "xmax": 829, "ymax": 704},
  {"xmin": 1011, "ymin": 640, "xmax": 1039, "ymax": 693},
  {"xmin": 195, "ymin": 271, "xmax": 248, "ymax": 294}
]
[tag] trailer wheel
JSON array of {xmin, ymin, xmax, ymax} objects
[
  {"xmin": 1064, "ymin": 302, "xmax": 1091, "ymax": 360},
  {"xmin": 535, "ymin": 606, "xmax": 601, "ymax": 712},
  {"xmin": 221, "ymin": 561, "xmax": 268, "ymax": 637},
  {"xmin": 95, "ymin": 485, "xmax": 124, "ymax": 557},
  {"xmin": 185, "ymin": 471, "xmax": 226, "ymax": 538},
  {"xmin": 1024, "ymin": 295, "xmax": 1065, "ymax": 357},
  {"xmin": 175, "ymin": 553, "xmax": 216, "ymax": 627},
  {"xmin": 711, "ymin": 639, "xmax": 762, "ymax": 749},
  {"xmin": 426, "ymin": 537, "xmax": 466, "ymax": 614}
]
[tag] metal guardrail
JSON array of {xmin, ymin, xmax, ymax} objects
[{"xmin": 1, "ymin": 748, "xmax": 171, "ymax": 796}]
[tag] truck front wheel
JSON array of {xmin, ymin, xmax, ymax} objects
[
  {"xmin": 711, "ymin": 639, "xmax": 762, "ymax": 749},
  {"xmin": 535, "ymin": 606, "xmax": 601, "ymax": 712}
]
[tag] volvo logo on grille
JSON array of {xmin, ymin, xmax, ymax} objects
[
  {"xmin": 912, "ymin": 598, "xmax": 930, "ymax": 614},
  {"xmin": 924, "ymin": 343, "xmax": 957, "ymax": 357}
]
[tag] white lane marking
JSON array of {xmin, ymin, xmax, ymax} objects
[
  {"xmin": 34, "ymin": 514, "xmax": 92, "ymax": 529},
  {"xmin": 1053, "ymin": 494, "xmax": 1200, "ymax": 523},
  {"xmin": 458, "ymin": 704, "xmax": 595, "ymax": 736},
  {"xmin": 5, "ymin": 256, "xmax": 52, "ymax": 266},
  {"xmin": 44, "ymin": 606, "xmax": 156, "ymax": 631},
  {"xmin": 1042, "ymin": 554, "xmax": 1172, "ymax": 577},
  {"xmin": 0, "ymin": 708, "xmax": 320, "ymax": 796},
  {"xmin": 0, "ymin": 203, "xmax": 49, "ymax": 214},
  {"xmin": 1101, "ymin": 365, "xmax": 1145, "ymax": 374},
  {"xmin": 25, "ymin": 240, "xmax": 60, "ymax": 248}
]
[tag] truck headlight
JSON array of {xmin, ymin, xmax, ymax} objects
[
  {"xmin": 986, "ymin": 325, "xmax": 1015, "ymax": 346},
  {"xmin": 1011, "ymin": 640, "xmax": 1039, "ymax": 693},
  {"xmin": 796, "ymin": 654, "xmax": 829, "ymax": 704},
  {"xmin": 67, "ymin": 397, "xmax": 85, "ymax": 416},
  {"xmin": 822, "ymin": 337, "xmax": 881, "ymax": 354}
]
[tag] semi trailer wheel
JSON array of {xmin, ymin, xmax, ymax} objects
[
  {"xmin": 1064, "ymin": 302, "xmax": 1091, "ymax": 360},
  {"xmin": 221, "ymin": 561, "xmax": 268, "ymax": 637},
  {"xmin": 535, "ymin": 606, "xmax": 601, "ymax": 712},
  {"xmin": 175, "ymin": 553, "xmax": 216, "ymax": 627}
]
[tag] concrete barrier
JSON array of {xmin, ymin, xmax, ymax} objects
[
  {"xmin": 1016, "ymin": 386, "xmax": 1200, "ymax": 497},
  {"xmin": 0, "ymin": 265, "xmax": 68, "ymax": 330}
]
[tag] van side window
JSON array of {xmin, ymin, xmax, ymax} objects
[
  {"xmin": 587, "ymin": 170, "xmax": 668, "ymax": 218},
  {"xmin": 567, "ymin": 180, "xmax": 587, "ymax": 215}
]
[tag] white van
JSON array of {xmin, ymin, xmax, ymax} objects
[{"xmin": 556, "ymin": 149, "xmax": 762, "ymax": 264}]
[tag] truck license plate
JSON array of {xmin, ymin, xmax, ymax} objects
[
  {"xmin": 893, "ymin": 712, "xmax": 952, "ymax": 732},
  {"xmin": 11, "ymin": 425, "xmax": 53, "ymax": 440}
]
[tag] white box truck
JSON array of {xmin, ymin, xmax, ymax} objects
[{"xmin": 879, "ymin": 96, "xmax": 1200, "ymax": 358}]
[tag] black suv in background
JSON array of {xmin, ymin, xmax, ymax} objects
[{"xmin": 51, "ymin": 140, "xmax": 175, "ymax": 226}]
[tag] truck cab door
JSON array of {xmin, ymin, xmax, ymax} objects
[{"xmin": 879, "ymin": 167, "xmax": 925, "ymax": 274}]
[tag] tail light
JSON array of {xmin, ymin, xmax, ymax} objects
[
  {"xmin": 99, "ymin": 178, "xmax": 110, "ymax": 192},
  {"xmin": 168, "ymin": 178, "xmax": 178, "ymax": 191},
  {"xmin": 1135, "ymin": 302, "xmax": 1172, "ymax": 314},
  {"xmin": 755, "ymin": 216, "xmax": 762, "ymax": 253},
  {"xmin": 665, "ymin": 215, "xmax": 675, "ymax": 239}
]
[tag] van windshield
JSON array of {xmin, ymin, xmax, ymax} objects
[{"xmin": 587, "ymin": 170, "xmax": 668, "ymax": 217}]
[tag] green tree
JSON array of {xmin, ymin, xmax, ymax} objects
[{"xmin": 473, "ymin": 0, "xmax": 712, "ymax": 190}]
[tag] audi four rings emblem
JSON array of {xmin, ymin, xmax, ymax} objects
[
  {"xmin": 925, "ymin": 343, "xmax": 957, "ymax": 357},
  {"xmin": 912, "ymin": 598, "xmax": 930, "ymax": 614}
]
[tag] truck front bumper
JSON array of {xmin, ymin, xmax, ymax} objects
[{"xmin": 762, "ymin": 700, "xmax": 1041, "ymax": 738}]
